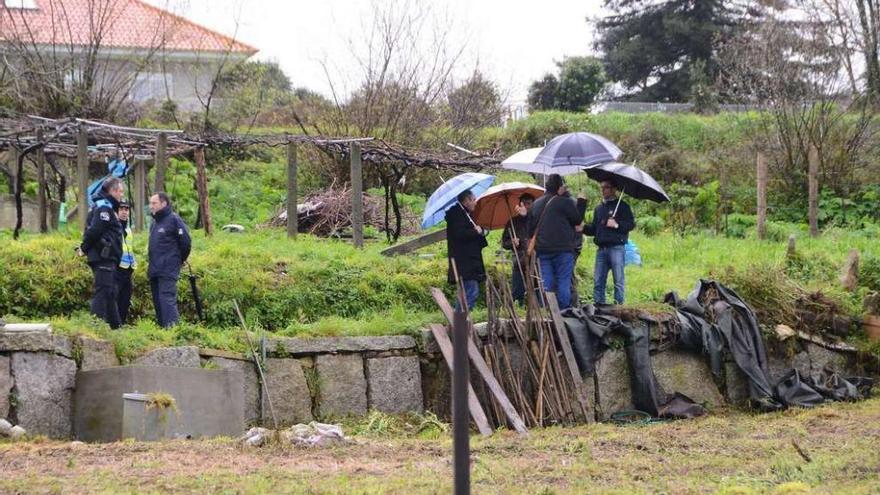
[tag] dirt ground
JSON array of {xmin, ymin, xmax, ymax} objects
[{"xmin": 2, "ymin": 398, "xmax": 880, "ymax": 494}]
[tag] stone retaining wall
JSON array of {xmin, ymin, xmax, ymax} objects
[{"xmin": 1, "ymin": 328, "xmax": 875, "ymax": 439}]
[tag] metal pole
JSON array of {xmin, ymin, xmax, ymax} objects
[{"xmin": 452, "ymin": 308, "xmax": 471, "ymax": 495}]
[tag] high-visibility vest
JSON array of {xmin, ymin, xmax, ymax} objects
[{"xmin": 119, "ymin": 226, "xmax": 136, "ymax": 269}]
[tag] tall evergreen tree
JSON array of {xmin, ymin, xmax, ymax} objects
[{"xmin": 595, "ymin": 0, "xmax": 748, "ymax": 101}]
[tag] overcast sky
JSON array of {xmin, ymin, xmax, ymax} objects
[{"xmin": 146, "ymin": 0, "xmax": 607, "ymax": 103}]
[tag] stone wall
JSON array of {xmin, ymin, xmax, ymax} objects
[
  {"xmin": 0, "ymin": 194, "xmax": 60, "ymax": 232},
  {"xmin": 1, "ymin": 327, "xmax": 875, "ymax": 439}
]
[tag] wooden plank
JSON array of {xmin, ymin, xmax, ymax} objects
[
  {"xmin": 350, "ymin": 143, "xmax": 364, "ymax": 248},
  {"xmin": 380, "ymin": 229, "xmax": 447, "ymax": 257},
  {"xmin": 546, "ymin": 292, "xmax": 592, "ymax": 423},
  {"xmin": 194, "ymin": 147, "xmax": 213, "ymax": 236},
  {"xmin": 286, "ymin": 142, "xmax": 298, "ymax": 239},
  {"xmin": 428, "ymin": 324, "xmax": 494, "ymax": 437},
  {"xmin": 431, "ymin": 288, "xmax": 529, "ymax": 435},
  {"xmin": 154, "ymin": 132, "xmax": 167, "ymax": 192},
  {"xmin": 76, "ymin": 126, "xmax": 89, "ymax": 230}
]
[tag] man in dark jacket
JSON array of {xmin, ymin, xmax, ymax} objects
[
  {"xmin": 583, "ymin": 180, "xmax": 635, "ymax": 305},
  {"xmin": 446, "ymin": 189, "xmax": 488, "ymax": 311},
  {"xmin": 79, "ymin": 177, "xmax": 125, "ymax": 329},
  {"xmin": 501, "ymin": 193, "xmax": 534, "ymax": 304},
  {"xmin": 527, "ymin": 174, "xmax": 582, "ymax": 309},
  {"xmin": 148, "ymin": 192, "xmax": 192, "ymax": 327}
]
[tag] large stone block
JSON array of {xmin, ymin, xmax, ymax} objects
[
  {"xmin": 316, "ymin": 354, "xmax": 367, "ymax": 418},
  {"xmin": 0, "ymin": 332, "xmax": 72, "ymax": 357},
  {"xmin": 367, "ymin": 356, "xmax": 423, "ymax": 414},
  {"xmin": 724, "ymin": 361, "xmax": 751, "ymax": 407},
  {"xmin": 263, "ymin": 358, "xmax": 312, "ymax": 425},
  {"xmin": 11, "ymin": 352, "xmax": 76, "ymax": 438},
  {"xmin": 0, "ymin": 355, "xmax": 11, "ymax": 419},
  {"xmin": 132, "ymin": 346, "xmax": 200, "ymax": 368},
  {"xmin": 209, "ymin": 357, "xmax": 261, "ymax": 424},
  {"xmin": 804, "ymin": 342, "xmax": 852, "ymax": 374},
  {"xmin": 652, "ymin": 350, "xmax": 724, "ymax": 408},
  {"xmin": 77, "ymin": 337, "xmax": 119, "ymax": 371},
  {"xmin": 594, "ymin": 350, "xmax": 633, "ymax": 420},
  {"xmin": 269, "ymin": 336, "xmax": 416, "ymax": 356}
]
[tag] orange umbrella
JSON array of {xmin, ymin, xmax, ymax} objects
[{"xmin": 473, "ymin": 182, "xmax": 545, "ymax": 230}]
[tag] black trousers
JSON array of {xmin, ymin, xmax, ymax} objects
[
  {"xmin": 150, "ymin": 276, "xmax": 179, "ymax": 328},
  {"xmin": 90, "ymin": 262, "xmax": 121, "ymax": 329},
  {"xmin": 116, "ymin": 267, "xmax": 134, "ymax": 325}
]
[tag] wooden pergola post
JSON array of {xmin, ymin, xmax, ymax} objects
[
  {"xmin": 154, "ymin": 132, "xmax": 167, "ymax": 193},
  {"xmin": 756, "ymin": 151, "xmax": 768, "ymax": 240},
  {"xmin": 77, "ymin": 126, "xmax": 89, "ymax": 230},
  {"xmin": 194, "ymin": 146, "xmax": 213, "ymax": 236},
  {"xmin": 134, "ymin": 159, "xmax": 146, "ymax": 232},
  {"xmin": 287, "ymin": 141, "xmax": 298, "ymax": 239},
  {"xmin": 36, "ymin": 129, "xmax": 48, "ymax": 232},
  {"xmin": 808, "ymin": 144, "xmax": 820, "ymax": 238},
  {"xmin": 350, "ymin": 143, "xmax": 364, "ymax": 248}
]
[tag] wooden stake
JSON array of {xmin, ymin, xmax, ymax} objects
[
  {"xmin": 134, "ymin": 160, "xmax": 146, "ymax": 232},
  {"xmin": 546, "ymin": 292, "xmax": 592, "ymax": 422},
  {"xmin": 194, "ymin": 147, "xmax": 213, "ymax": 236},
  {"xmin": 76, "ymin": 126, "xmax": 89, "ymax": 231},
  {"xmin": 287, "ymin": 142, "xmax": 298, "ymax": 239},
  {"xmin": 808, "ymin": 144, "xmax": 820, "ymax": 237},
  {"xmin": 756, "ymin": 151, "xmax": 768, "ymax": 240},
  {"xmin": 350, "ymin": 143, "xmax": 364, "ymax": 248},
  {"xmin": 36, "ymin": 130, "xmax": 48, "ymax": 232},
  {"xmin": 154, "ymin": 132, "xmax": 167, "ymax": 193}
]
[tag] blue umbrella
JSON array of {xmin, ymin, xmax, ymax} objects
[
  {"xmin": 421, "ymin": 172, "xmax": 495, "ymax": 229},
  {"xmin": 534, "ymin": 132, "xmax": 622, "ymax": 168}
]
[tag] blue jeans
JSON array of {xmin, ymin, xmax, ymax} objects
[
  {"xmin": 594, "ymin": 245, "xmax": 625, "ymax": 305},
  {"xmin": 538, "ymin": 251, "xmax": 575, "ymax": 309},
  {"xmin": 454, "ymin": 279, "xmax": 480, "ymax": 312}
]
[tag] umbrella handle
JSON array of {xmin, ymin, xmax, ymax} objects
[{"xmin": 612, "ymin": 186, "xmax": 625, "ymax": 218}]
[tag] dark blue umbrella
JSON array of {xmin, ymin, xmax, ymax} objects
[
  {"xmin": 534, "ymin": 132, "xmax": 622, "ymax": 169},
  {"xmin": 584, "ymin": 161, "xmax": 669, "ymax": 216},
  {"xmin": 421, "ymin": 172, "xmax": 495, "ymax": 229}
]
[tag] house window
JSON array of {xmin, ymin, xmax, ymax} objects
[
  {"xmin": 3, "ymin": 0, "xmax": 38, "ymax": 9},
  {"xmin": 130, "ymin": 73, "xmax": 171, "ymax": 103}
]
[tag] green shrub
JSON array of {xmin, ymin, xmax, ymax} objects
[
  {"xmin": 637, "ymin": 215, "xmax": 664, "ymax": 237},
  {"xmin": 724, "ymin": 214, "xmax": 756, "ymax": 238},
  {"xmin": 862, "ymin": 255, "xmax": 880, "ymax": 292}
]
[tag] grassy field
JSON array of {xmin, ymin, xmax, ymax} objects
[
  {"xmin": 1, "ymin": 398, "xmax": 879, "ymax": 494},
  {"xmin": 2, "ymin": 222, "xmax": 878, "ymax": 360}
]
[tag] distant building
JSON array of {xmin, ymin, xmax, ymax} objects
[{"xmin": 0, "ymin": 0, "xmax": 257, "ymax": 110}]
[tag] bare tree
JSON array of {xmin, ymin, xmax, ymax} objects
[{"xmin": 719, "ymin": 15, "xmax": 878, "ymax": 230}]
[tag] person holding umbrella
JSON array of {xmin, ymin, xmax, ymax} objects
[
  {"xmin": 445, "ymin": 190, "xmax": 489, "ymax": 311},
  {"xmin": 501, "ymin": 193, "xmax": 535, "ymax": 304},
  {"xmin": 583, "ymin": 180, "xmax": 635, "ymax": 305},
  {"xmin": 527, "ymin": 174, "xmax": 583, "ymax": 309}
]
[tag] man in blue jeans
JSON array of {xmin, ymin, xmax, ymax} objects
[
  {"xmin": 583, "ymin": 180, "xmax": 635, "ymax": 305},
  {"xmin": 527, "ymin": 174, "xmax": 583, "ymax": 309}
]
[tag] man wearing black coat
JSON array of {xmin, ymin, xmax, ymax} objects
[
  {"xmin": 446, "ymin": 189, "xmax": 488, "ymax": 311},
  {"xmin": 79, "ymin": 177, "xmax": 125, "ymax": 329},
  {"xmin": 583, "ymin": 180, "xmax": 635, "ymax": 305},
  {"xmin": 148, "ymin": 192, "xmax": 192, "ymax": 327},
  {"xmin": 527, "ymin": 174, "xmax": 583, "ymax": 309}
]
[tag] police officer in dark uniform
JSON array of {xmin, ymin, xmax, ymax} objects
[
  {"xmin": 79, "ymin": 177, "xmax": 125, "ymax": 329},
  {"xmin": 148, "ymin": 192, "xmax": 192, "ymax": 328}
]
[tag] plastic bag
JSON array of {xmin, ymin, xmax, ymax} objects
[{"xmin": 625, "ymin": 240, "xmax": 642, "ymax": 266}]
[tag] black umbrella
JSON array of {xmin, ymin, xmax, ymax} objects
[
  {"xmin": 584, "ymin": 162, "xmax": 670, "ymax": 215},
  {"xmin": 534, "ymin": 132, "xmax": 623, "ymax": 169}
]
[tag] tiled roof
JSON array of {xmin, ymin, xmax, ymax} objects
[{"xmin": 0, "ymin": 0, "xmax": 257, "ymax": 54}]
